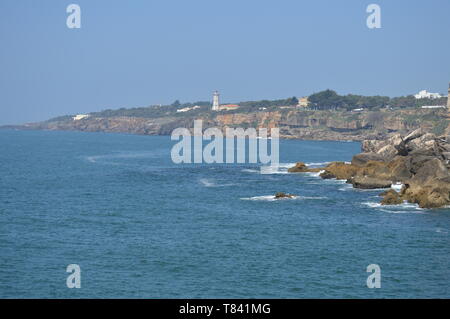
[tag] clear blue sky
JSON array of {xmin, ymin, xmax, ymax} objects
[{"xmin": 0, "ymin": 0, "xmax": 449, "ymax": 125}]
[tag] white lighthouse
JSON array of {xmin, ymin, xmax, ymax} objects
[{"xmin": 212, "ymin": 91, "xmax": 220, "ymax": 111}]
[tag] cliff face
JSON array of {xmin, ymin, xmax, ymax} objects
[
  {"xmin": 212, "ymin": 109, "xmax": 448, "ymax": 140},
  {"xmin": 17, "ymin": 108, "xmax": 449, "ymax": 141}
]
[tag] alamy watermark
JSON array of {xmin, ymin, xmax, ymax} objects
[
  {"xmin": 366, "ymin": 264, "xmax": 381, "ymax": 288},
  {"xmin": 366, "ymin": 4, "xmax": 381, "ymax": 29},
  {"xmin": 66, "ymin": 264, "xmax": 81, "ymax": 288},
  {"xmin": 66, "ymin": 4, "xmax": 81, "ymax": 29},
  {"xmin": 170, "ymin": 120, "xmax": 279, "ymax": 172}
]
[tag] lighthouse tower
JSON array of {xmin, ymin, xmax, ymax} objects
[{"xmin": 212, "ymin": 91, "xmax": 220, "ymax": 111}]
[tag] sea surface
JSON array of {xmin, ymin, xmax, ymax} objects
[{"xmin": 0, "ymin": 129, "xmax": 449, "ymax": 298}]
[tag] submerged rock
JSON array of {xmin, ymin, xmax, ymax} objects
[{"xmin": 274, "ymin": 192, "xmax": 296, "ymax": 199}]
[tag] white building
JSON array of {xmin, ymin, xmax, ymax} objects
[
  {"xmin": 73, "ymin": 114, "xmax": 89, "ymax": 120},
  {"xmin": 414, "ymin": 90, "xmax": 442, "ymax": 99},
  {"xmin": 421, "ymin": 105, "xmax": 446, "ymax": 109},
  {"xmin": 212, "ymin": 91, "xmax": 220, "ymax": 111},
  {"xmin": 176, "ymin": 105, "xmax": 201, "ymax": 113}
]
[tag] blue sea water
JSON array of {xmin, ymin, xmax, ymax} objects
[{"xmin": 0, "ymin": 129, "xmax": 449, "ymax": 298}]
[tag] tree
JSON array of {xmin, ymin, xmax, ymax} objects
[{"xmin": 171, "ymin": 100, "xmax": 181, "ymax": 107}]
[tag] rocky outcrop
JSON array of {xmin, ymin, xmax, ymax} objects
[
  {"xmin": 349, "ymin": 177, "xmax": 392, "ymax": 189},
  {"xmin": 287, "ymin": 162, "xmax": 322, "ymax": 173},
  {"xmin": 275, "ymin": 192, "xmax": 296, "ymax": 199},
  {"xmin": 290, "ymin": 128, "xmax": 450, "ymax": 208},
  {"xmin": 380, "ymin": 189, "xmax": 403, "ymax": 205}
]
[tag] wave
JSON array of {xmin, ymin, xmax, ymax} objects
[
  {"xmin": 305, "ymin": 162, "xmax": 330, "ymax": 167},
  {"xmin": 362, "ymin": 201, "xmax": 427, "ymax": 213},
  {"xmin": 241, "ymin": 195, "xmax": 281, "ymax": 201},
  {"xmin": 240, "ymin": 195, "xmax": 327, "ymax": 201},
  {"xmin": 338, "ymin": 184, "xmax": 354, "ymax": 191},
  {"xmin": 84, "ymin": 150, "xmax": 162, "ymax": 164},
  {"xmin": 241, "ymin": 168, "xmax": 259, "ymax": 173},
  {"xmin": 199, "ymin": 178, "xmax": 234, "ymax": 188},
  {"xmin": 304, "ymin": 170, "xmax": 325, "ymax": 178},
  {"xmin": 259, "ymin": 165, "xmax": 291, "ymax": 175}
]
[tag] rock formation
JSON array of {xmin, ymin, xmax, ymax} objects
[
  {"xmin": 7, "ymin": 108, "xmax": 448, "ymax": 142},
  {"xmin": 274, "ymin": 192, "xmax": 296, "ymax": 199},
  {"xmin": 290, "ymin": 128, "xmax": 450, "ymax": 208},
  {"xmin": 287, "ymin": 162, "xmax": 322, "ymax": 173}
]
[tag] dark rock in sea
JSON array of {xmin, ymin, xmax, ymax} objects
[
  {"xmin": 319, "ymin": 171, "xmax": 336, "ymax": 179},
  {"xmin": 350, "ymin": 177, "xmax": 392, "ymax": 189},
  {"xmin": 288, "ymin": 162, "xmax": 322, "ymax": 173},
  {"xmin": 275, "ymin": 192, "xmax": 296, "ymax": 199},
  {"xmin": 287, "ymin": 162, "xmax": 307, "ymax": 172},
  {"xmin": 380, "ymin": 189, "xmax": 403, "ymax": 205},
  {"xmin": 321, "ymin": 162, "xmax": 359, "ymax": 180}
]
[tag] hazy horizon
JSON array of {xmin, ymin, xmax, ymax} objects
[{"xmin": 1, "ymin": 0, "xmax": 449, "ymax": 125}]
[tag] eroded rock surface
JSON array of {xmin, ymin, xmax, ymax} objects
[{"xmin": 290, "ymin": 128, "xmax": 450, "ymax": 208}]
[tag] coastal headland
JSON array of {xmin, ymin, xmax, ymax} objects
[{"xmin": 4, "ymin": 107, "xmax": 449, "ymax": 142}]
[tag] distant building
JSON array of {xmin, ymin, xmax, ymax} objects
[
  {"xmin": 211, "ymin": 91, "xmax": 240, "ymax": 111},
  {"xmin": 297, "ymin": 96, "xmax": 309, "ymax": 107},
  {"xmin": 176, "ymin": 105, "xmax": 201, "ymax": 113},
  {"xmin": 414, "ymin": 90, "xmax": 442, "ymax": 99},
  {"xmin": 73, "ymin": 114, "xmax": 89, "ymax": 120},
  {"xmin": 421, "ymin": 105, "xmax": 446, "ymax": 109},
  {"xmin": 218, "ymin": 104, "xmax": 240, "ymax": 111},
  {"xmin": 212, "ymin": 91, "xmax": 220, "ymax": 111}
]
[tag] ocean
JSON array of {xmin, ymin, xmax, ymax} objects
[{"xmin": 0, "ymin": 129, "xmax": 449, "ymax": 298}]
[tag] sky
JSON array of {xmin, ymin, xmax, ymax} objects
[{"xmin": 0, "ymin": 0, "xmax": 449, "ymax": 125}]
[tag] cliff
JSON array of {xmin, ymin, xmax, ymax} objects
[{"xmin": 9, "ymin": 107, "xmax": 449, "ymax": 141}]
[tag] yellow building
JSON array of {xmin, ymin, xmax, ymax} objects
[{"xmin": 297, "ymin": 97, "xmax": 309, "ymax": 108}]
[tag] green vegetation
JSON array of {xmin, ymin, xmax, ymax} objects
[
  {"xmin": 46, "ymin": 90, "xmax": 448, "ymax": 122},
  {"xmin": 432, "ymin": 120, "xmax": 448, "ymax": 136},
  {"xmin": 308, "ymin": 89, "xmax": 447, "ymax": 111}
]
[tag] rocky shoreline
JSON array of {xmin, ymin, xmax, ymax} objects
[{"xmin": 289, "ymin": 128, "xmax": 450, "ymax": 209}]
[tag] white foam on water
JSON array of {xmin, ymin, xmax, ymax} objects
[
  {"xmin": 241, "ymin": 169, "xmax": 259, "ymax": 174},
  {"xmin": 338, "ymin": 184, "xmax": 354, "ymax": 191},
  {"xmin": 305, "ymin": 162, "xmax": 330, "ymax": 167},
  {"xmin": 355, "ymin": 188, "xmax": 390, "ymax": 192},
  {"xmin": 304, "ymin": 170, "xmax": 326, "ymax": 178},
  {"xmin": 362, "ymin": 201, "xmax": 427, "ymax": 213},
  {"xmin": 278, "ymin": 163, "xmax": 297, "ymax": 168},
  {"xmin": 84, "ymin": 150, "xmax": 162, "ymax": 164},
  {"xmin": 240, "ymin": 195, "xmax": 326, "ymax": 201},
  {"xmin": 240, "ymin": 195, "xmax": 285, "ymax": 201},
  {"xmin": 298, "ymin": 196, "xmax": 328, "ymax": 200},
  {"xmin": 322, "ymin": 178, "xmax": 348, "ymax": 184},
  {"xmin": 259, "ymin": 165, "xmax": 291, "ymax": 175},
  {"xmin": 199, "ymin": 178, "xmax": 234, "ymax": 188},
  {"xmin": 377, "ymin": 209, "xmax": 428, "ymax": 215}
]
